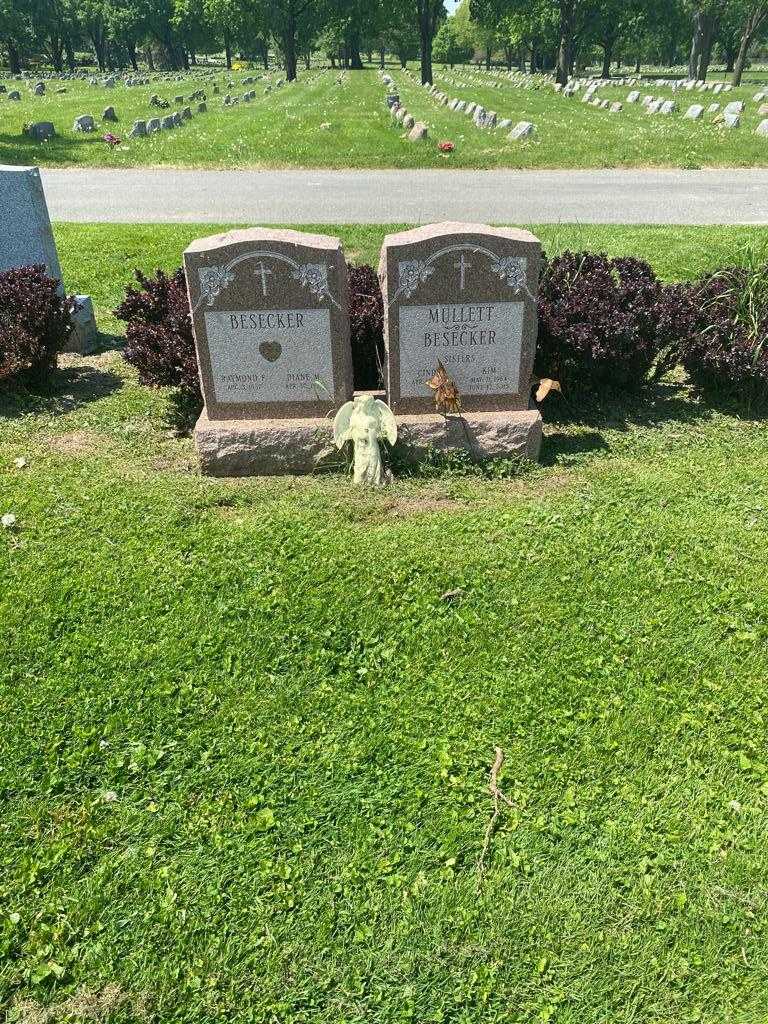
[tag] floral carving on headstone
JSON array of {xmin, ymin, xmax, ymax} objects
[
  {"xmin": 397, "ymin": 260, "xmax": 435, "ymax": 299},
  {"xmin": 198, "ymin": 265, "xmax": 235, "ymax": 306},
  {"xmin": 489, "ymin": 255, "xmax": 527, "ymax": 290},
  {"xmin": 291, "ymin": 263, "xmax": 331, "ymax": 302}
]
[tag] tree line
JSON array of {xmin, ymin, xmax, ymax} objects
[{"xmin": 1, "ymin": 0, "xmax": 766, "ymax": 88}]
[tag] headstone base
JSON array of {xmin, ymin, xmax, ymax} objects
[
  {"xmin": 395, "ymin": 409, "xmax": 542, "ymax": 464},
  {"xmin": 195, "ymin": 410, "xmax": 333, "ymax": 477},
  {"xmin": 195, "ymin": 408, "xmax": 543, "ymax": 477}
]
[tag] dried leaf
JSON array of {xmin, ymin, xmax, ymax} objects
[
  {"xmin": 535, "ymin": 378, "xmax": 562, "ymax": 403},
  {"xmin": 426, "ymin": 360, "xmax": 462, "ymax": 414}
]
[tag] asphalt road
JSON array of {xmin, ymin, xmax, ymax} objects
[{"xmin": 39, "ymin": 167, "xmax": 768, "ymax": 224}]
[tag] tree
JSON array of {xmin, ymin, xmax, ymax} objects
[
  {"xmin": 263, "ymin": 0, "xmax": 326, "ymax": 80},
  {"xmin": 433, "ymin": 16, "xmax": 472, "ymax": 65},
  {"xmin": 415, "ymin": 0, "xmax": 445, "ymax": 83},
  {"xmin": 0, "ymin": 0, "xmax": 31, "ymax": 73},
  {"xmin": 731, "ymin": 1, "xmax": 768, "ymax": 84},
  {"xmin": 687, "ymin": 0, "xmax": 719, "ymax": 80}
]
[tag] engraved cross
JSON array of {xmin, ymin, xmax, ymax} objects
[
  {"xmin": 454, "ymin": 253, "xmax": 471, "ymax": 291},
  {"xmin": 255, "ymin": 261, "xmax": 273, "ymax": 296}
]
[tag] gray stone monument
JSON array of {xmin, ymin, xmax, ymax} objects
[
  {"xmin": 0, "ymin": 165, "xmax": 97, "ymax": 354},
  {"xmin": 379, "ymin": 222, "xmax": 543, "ymax": 463},
  {"xmin": 184, "ymin": 227, "xmax": 353, "ymax": 476},
  {"xmin": 0, "ymin": 164, "xmax": 63, "ymax": 283}
]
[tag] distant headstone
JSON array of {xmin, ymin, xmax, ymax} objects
[
  {"xmin": 707, "ymin": 102, "xmax": 720, "ymax": 114},
  {"xmin": 184, "ymin": 228, "xmax": 354, "ymax": 476},
  {"xmin": 103, "ymin": 105, "xmax": 118, "ymax": 121},
  {"xmin": 73, "ymin": 114, "xmax": 95, "ymax": 132},
  {"xmin": 197, "ymin": 102, "xmax": 207, "ymax": 113},
  {"xmin": 509, "ymin": 121, "xmax": 535, "ymax": 139},
  {"xmin": 182, "ymin": 106, "xmax": 192, "ymax": 119},
  {"xmin": 147, "ymin": 117, "xmax": 161, "ymax": 133},
  {"xmin": 759, "ymin": 103, "xmax": 768, "ymax": 116},
  {"xmin": 684, "ymin": 104, "xmax": 704, "ymax": 120},
  {"xmin": 756, "ymin": 119, "xmax": 768, "ymax": 137},
  {"xmin": 33, "ymin": 82, "xmax": 45, "ymax": 96},
  {"xmin": 161, "ymin": 115, "xmax": 175, "ymax": 129},
  {"xmin": 129, "ymin": 119, "xmax": 147, "ymax": 138},
  {"xmin": 724, "ymin": 100, "xmax": 744, "ymax": 115},
  {"xmin": 722, "ymin": 112, "xmax": 741, "ymax": 128},
  {"xmin": 378, "ymin": 222, "xmax": 543, "ymax": 461},
  {"xmin": 659, "ymin": 100, "xmax": 677, "ymax": 114},
  {"xmin": 627, "ymin": 90, "xmax": 640, "ymax": 103},
  {"xmin": 8, "ymin": 90, "xmax": 21, "ymax": 101},
  {"xmin": 25, "ymin": 122, "xmax": 56, "ymax": 142},
  {"xmin": 407, "ymin": 122, "xmax": 428, "ymax": 141}
]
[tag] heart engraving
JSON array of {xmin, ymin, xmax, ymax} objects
[{"xmin": 259, "ymin": 340, "xmax": 282, "ymax": 363}]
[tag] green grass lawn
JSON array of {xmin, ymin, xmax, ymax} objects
[
  {"xmin": 51, "ymin": 221, "xmax": 768, "ymax": 337},
  {"xmin": 3, "ymin": 223, "xmax": 768, "ymax": 1023},
  {"xmin": 1, "ymin": 66, "xmax": 768, "ymax": 169}
]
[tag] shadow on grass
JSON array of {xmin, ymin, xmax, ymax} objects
[
  {"xmin": 0, "ymin": 362, "xmax": 123, "ymax": 419},
  {"xmin": 539, "ymin": 377, "xmax": 716, "ymax": 467},
  {"xmin": 540, "ymin": 373, "xmax": 768, "ymax": 466},
  {"xmin": 0, "ymin": 134, "xmax": 102, "ymax": 169},
  {"xmin": 165, "ymin": 390, "xmax": 203, "ymax": 435},
  {"xmin": 544, "ymin": 378, "xmax": 715, "ymax": 433},
  {"xmin": 541, "ymin": 430, "xmax": 610, "ymax": 466}
]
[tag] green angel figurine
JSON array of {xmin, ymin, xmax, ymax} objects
[{"xmin": 333, "ymin": 394, "xmax": 397, "ymax": 486}]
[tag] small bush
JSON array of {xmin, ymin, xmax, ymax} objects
[
  {"xmin": 678, "ymin": 254, "xmax": 768, "ymax": 400},
  {"xmin": 116, "ymin": 263, "xmax": 386, "ymax": 404},
  {"xmin": 0, "ymin": 264, "xmax": 73, "ymax": 386},
  {"xmin": 535, "ymin": 251, "xmax": 684, "ymax": 390},
  {"xmin": 115, "ymin": 268, "xmax": 201, "ymax": 404},
  {"xmin": 347, "ymin": 263, "xmax": 384, "ymax": 390}
]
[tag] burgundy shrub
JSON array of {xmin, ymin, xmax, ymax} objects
[
  {"xmin": 535, "ymin": 251, "xmax": 683, "ymax": 390},
  {"xmin": 678, "ymin": 267, "xmax": 768, "ymax": 398},
  {"xmin": 115, "ymin": 268, "xmax": 201, "ymax": 404},
  {"xmin": 347, "ymin": 262, "xmax": 384, "ymax": 390},
  {"xmin": 0, "ymin": 264, "xmax": 73, "ymax": 385},
  {"xmin": 116, "ymin": 263, "xmax": 386, "ymax": 402}
]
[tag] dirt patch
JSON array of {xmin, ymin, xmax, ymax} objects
[
  {"xmin": 379, "ymin": 494, "xmax": 465, "ymax": 518},
  {"xmin": 45, "ymin": 430, "xmax": 107, "ymax": 456},
  {"xmin": 13, "ymin": 984, "xmax": 150, "ymax": 1023},
  {"xmin": 150, "ymin": 454, "xmax": 197, "ymax": 474},
  {"xmin": 499, "ymin": 469, "xmax": 573, "ymax": 498}
]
